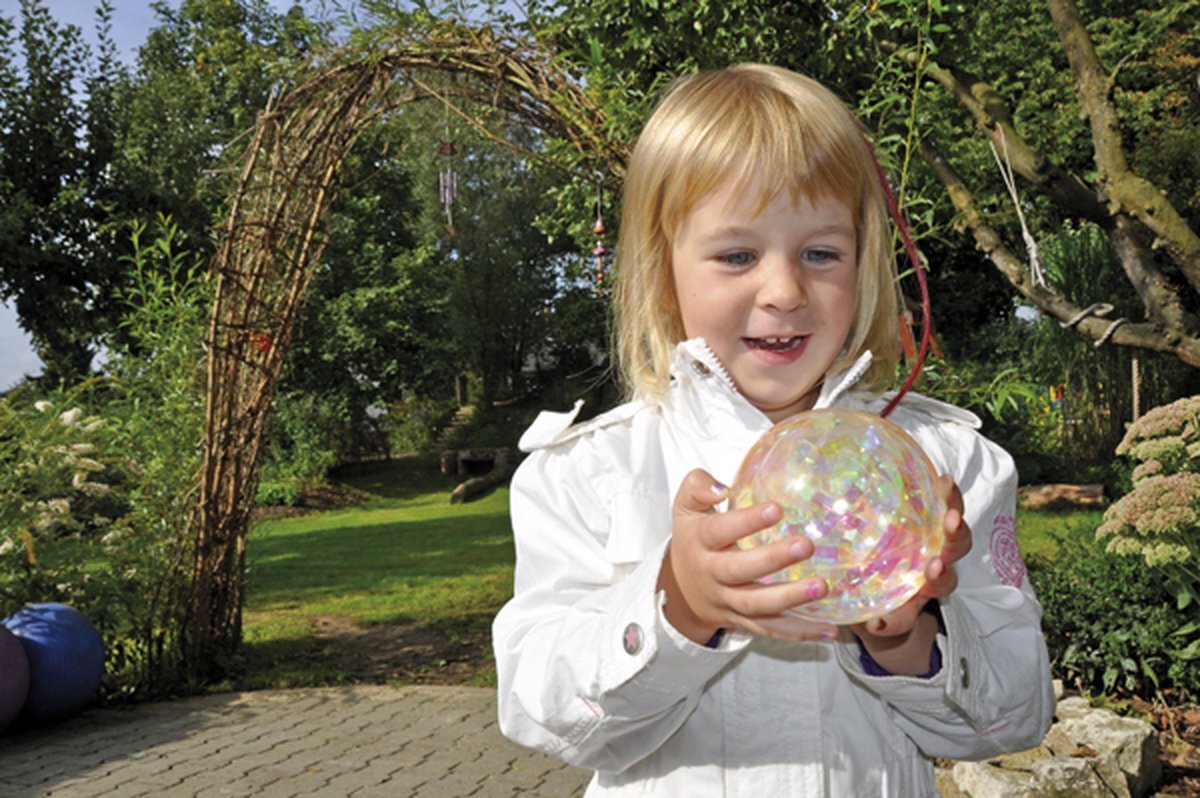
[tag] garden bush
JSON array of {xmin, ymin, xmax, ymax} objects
[
  {"xmin": 256, "ymin": 392, "xmax": 345, "ymax": 506},
  {"xmin": 384, "ymin": 392, "xmax": 458, "ymax": 454},
  {"xmin": 1097, "ymin": 395, "xmax": 1200, "ymax": 608},
  {"xmin": 1030, "ymin": 533, "xmax": 1200, "ymax": 697},
  {"xmin": 0, "ymin": 216, "xmax": 208, "ymax": 698}
]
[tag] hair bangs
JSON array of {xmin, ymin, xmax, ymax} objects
[{"xmin": 658, "ymin": 74, "xmax": 868, "ymax": 240}]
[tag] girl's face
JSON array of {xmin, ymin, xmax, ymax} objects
[{"xmin": 671, "ymin": 177, "xmax": 858, "ymax": 422}]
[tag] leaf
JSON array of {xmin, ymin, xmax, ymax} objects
[{"xmin": 1172, "ymin": 619, "xmax": 1200, "ymax": 637}]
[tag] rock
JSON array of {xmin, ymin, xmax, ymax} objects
[
  {"xmin": 936, "ymin": 765, "xmax": 970, "ymax": 798},
  {"xmin": 1043, "ymin": 723, "xmax": 1079, "ymax": 757},
  {"xmin": 1056, "ymin": 696, "xmax": 1094, "ymax": 721},
  {"xmin": 1029, "ymin": 754, "xmax": 1131, "ymax": 798},
  {"xmin": 1056, "ymin": 714, "xmax": 1161, "ymax": 797},
  {"xmin": 942, "ymin": 703, "xmax": 1161, "ymax": 797},
  {"xmin": 988, "ymin": 744, "xmax": 1056, "ymax": 771},
  {"xmin": 952, "ymin": 761, "xmax": 1033, "ymax": 797}
]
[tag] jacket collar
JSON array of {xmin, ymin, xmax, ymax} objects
[{"xmin": 674, "ymin": 337, "xmax": 874, "ymax": 407}]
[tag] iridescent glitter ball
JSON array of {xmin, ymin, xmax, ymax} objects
[{"xmin": 732, "ymin": 408, "xmax": 946, "ymax": 624}]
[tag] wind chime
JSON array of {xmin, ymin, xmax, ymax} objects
[
  {"xmin": 438, "ymin": 123, "xmax": 458, "ymax": 235},
  {"xmin": 591, "ymin": 183, "xmax": 608, "ymax": 286}
]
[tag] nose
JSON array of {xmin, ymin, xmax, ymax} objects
[{"xmin": 757, "ymin": 255, "xmax": 807, "ymax": 312}]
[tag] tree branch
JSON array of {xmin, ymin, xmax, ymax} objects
[
  {"xmin": 1047, "ymin": 0, "xmax": 1200, "ymax": 291},
  {"xmin": 920, "ymin": 142, "xmax": 1200, "ymax": 367},
  {"xmin": 882, "ymin": 40, "xmax": 1105, "ymax": 223},
  {"xmin": 885, "ymin": 37, "xmax": 1195, "ymax": 342}
]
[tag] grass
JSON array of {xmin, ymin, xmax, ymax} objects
[
  {"xmin": 1018, "ymin": 507, "xmax": 1106, "ymax": 560},
  {"xmin": 232, "ymin": 451, "xmax": 1105, "ymax": 691},
  {"xmin": 234, "ymin": 454, "xmax": 514, "ymax": 690}
]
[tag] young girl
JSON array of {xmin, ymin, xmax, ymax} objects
[{"xmin": 492, "ymin": 64, "xmax": 1053, "ymax": 796}]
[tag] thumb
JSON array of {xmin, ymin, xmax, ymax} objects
[{"xmin": 674, "ymin": 469, "xmax": 728, "ymax": 517}]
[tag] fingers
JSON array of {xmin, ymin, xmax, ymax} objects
[
  {"xmin": 668, "ymin": 469, "xmax": 836, "ymax": 637},
  {"xmin": 673, "ymin": 470, "xmax": 788, "ymax": 550}
]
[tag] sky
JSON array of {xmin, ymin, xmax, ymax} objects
[{"xmin": 0, "ymin": 0, "xmax": 300, "ymax": 390}]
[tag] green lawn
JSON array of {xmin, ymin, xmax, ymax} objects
[
  {"xmin": 236, "ymin": 454, "xmax": 514, "ymax": 690},
  {"xmin": 1017, "ymin": 507, "xmax": 1106, "ymax": 561},
  {"xmin": 233, "ymin": 455, "xmax": 1103, "ymax": 690}
]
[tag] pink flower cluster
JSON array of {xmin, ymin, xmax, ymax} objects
[
  {"xmin": 1117, "ymin": 395, "xmax": 1200, "ymax": 457},
  {"xmin": 1104, "ymin": 395, "xmax": 1200, "ymax": 571},
  {"xmin": 1099, "ymin": 473, "xmax": 1200, "ymax": 562}
]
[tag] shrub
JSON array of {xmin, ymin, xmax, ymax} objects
[
  {"xmin": 0, "ymin": 216, "xmax": 208, "ymax": 698},
  {"xmin": 256, "ymin": 392, "xmax": 344, "ymax": 506},
  {"xmin": 384, "ymin": 393, "xmax": 457, "ymax": 454},
  {"xmin": 1030, "ymin": 532, "xmax": 1200, "ymax": 697},
  {"xmin": 1097, "ymin": 395, "xmax": 1200, "ymax": 610}
]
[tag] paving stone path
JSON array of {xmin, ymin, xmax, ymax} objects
[{"xmin": 0, "ymin": 685, "xmax": 591, "ymax": 797}]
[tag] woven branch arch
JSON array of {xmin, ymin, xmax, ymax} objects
[{"xmin": 188, "ymin": 22, "xmax": 623, "ymax": 672}]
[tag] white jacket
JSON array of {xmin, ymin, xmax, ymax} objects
[{"xmin": 493, "ymin": 339, "xmax": 1054, "ymax": 796}]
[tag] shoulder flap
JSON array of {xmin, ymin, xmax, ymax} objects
[
  {"xmin": 518, "ymin": 399, "xmax": 646, "ymax": 452},
  {"xmin": 881, "ymin": 391, "xmax": 983, "ymax": 429}
]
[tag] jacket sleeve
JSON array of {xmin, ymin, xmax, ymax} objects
[
  {"xmin": 832, "ymin": 418, "xmax": 1055, "ymax": 760},
  {"xmin": 492, "ymin": 432, "xmax": 746, "ymax": 774}
]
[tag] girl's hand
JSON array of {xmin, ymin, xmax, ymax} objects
[
  {"xmin": 659, "ymin": 469, "xmax": 838, "ymax": 644},
  {"xmin": 846, "ymin": 475, "xmax": 971, "ymax": 674}
]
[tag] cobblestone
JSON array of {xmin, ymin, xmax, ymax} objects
[{"xmin": 0, "ymin": 686, "xmax": 590, "ymax": 797}]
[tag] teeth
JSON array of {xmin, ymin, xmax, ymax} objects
[{"xmin": 749, "ymin": 336, "xmax": 802, "ymax": 352}]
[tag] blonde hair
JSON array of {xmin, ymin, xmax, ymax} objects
[{"xmin": 612, "ymin": 63, "xmax": 901, "ymax": 400}]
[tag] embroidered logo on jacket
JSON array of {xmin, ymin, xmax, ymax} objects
[{"xmin": 989, "ymin": 514, "xmax": 1026, "ymax": 588}]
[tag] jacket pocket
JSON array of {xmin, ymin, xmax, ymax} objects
[{"xmin": 604, "ymin": 491, "xmax": 671, "ymax": 570}]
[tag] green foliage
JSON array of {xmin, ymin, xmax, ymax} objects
[
  {"xmin": 256, "ymin": 392, "xmax": 345, "ymax": 507},
  {"xmin": 913, "ymin": 220, "xmax": 1199, "ymax": 486},
  {"xmin": 384, "ymin": 393, "xmax": 458, "ymax": 454},
  {"xmin": 1098, "ymin": 395, "xmax": 1200, "ymax": 612},
  {"xmin": 0, "ymin": 0, "xmax": 324, "ymax": 385},
  {"xmin": 0, "ymin": 216, "xmax": 209, "ymax": 698},
  {"xmin": 0, "ymin": 0, "xmax": 125, "ymax": 382},
  {"xmin": 1030, "ymin": 530, "xmax": 1200, "ymax": 696},
  {"xmin": 119, "ymin": 0, "xmax": 326, "ymax": 244}
]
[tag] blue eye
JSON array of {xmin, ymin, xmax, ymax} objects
[
  {"xmin": 720, "ymin": 251, "xmax": 755, "ymax": 267},
  {"xmin": 803, "ymin": 248, "xmax": 840, "ymax": 265}
]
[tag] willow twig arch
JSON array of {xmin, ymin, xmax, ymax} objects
[{"xmin": 188, "ymin": 22, "xmax": 624, "ymax": 674}]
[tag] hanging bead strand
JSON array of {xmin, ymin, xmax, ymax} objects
[
  {"xmin": 591, "ymin": 183, "xmax": 607, "ymax": 286},
  {"xmin": 438, "ymin": 136, "xmax": 457, "ymax": 234}
]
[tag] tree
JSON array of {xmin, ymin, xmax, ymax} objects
[
  {"xmin": 0, "ymin": 0, "xmax": 124, "ymax": 383},
  {"xmin": 273, "ymin": 120, "xmax": 459, "ymax": 466},
  {"xmin": 860, "ymin": 0, "xmax": 1200, "ymax": 365},
  {"xmin": 441, "ymin": 125, "xmax": 576, "ymax": 406},
  {"xmin": 0, "ymin": 0, "xmax": 323, "ymax": 385},
  {"xmin": 116, "ymin": 0, "xmax": 325, "ymax": 250},
  {"xmin": 523, "ymin": 0, "xmax": 1200, "ymax": 372}
]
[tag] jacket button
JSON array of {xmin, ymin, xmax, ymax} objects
[
  {"xmin": 622, "ymin": 622, "xmax": 644, "ymax": 655},
  {"xmin": 691, "ymin": 360, "xmax": 711, "ymax": 377},
  {"xmin": 959, "ymin": 657, "xmax": 970, "ymax": 689}
]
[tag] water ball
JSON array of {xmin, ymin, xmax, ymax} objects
[
  {"xmin": 2, "ymin": 603, "xmax": 104, "ymax": 725},
  {"xmin": 731, "ymin": 408, "xmax": 946, "ymax": 624},
  {"xmin": 0, "ymin": 625, "xmax": 31, "ymax": 731}
]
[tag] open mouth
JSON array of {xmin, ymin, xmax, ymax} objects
[{"xmin": 745, "ymin": 336, "xmax": 805, "ymax": 352}]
